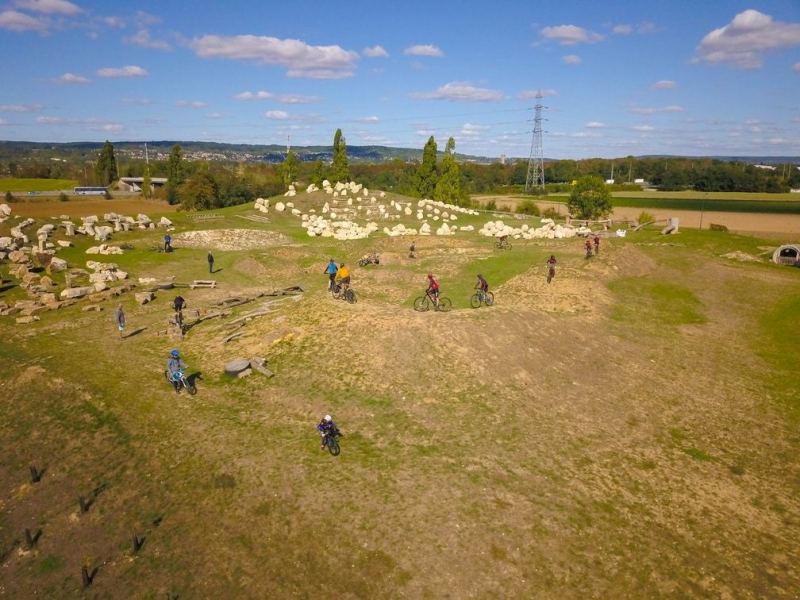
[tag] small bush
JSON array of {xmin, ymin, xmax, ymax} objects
[
  {"xmin": 638, "ymin": 211, "xmax": 655, "ymax": 225},
  {"xmin": 58, "ymin": 192, "xmax": 69, "ymax": 202},
  {"xmin": 104, "ymin": 189, "xmax": 112, "ymax": 200},
  {"xmin": 484, "ymin": 199, "xmax": 497, "ymax": 211},
  {"xmin": 4, "ymin": 191, "xmax": 15, "ymax": 203},
  {"xmin": 516, "ymin": 199, "xmax": 540, "ymax": 216},
  {"xmin": 542, "ymin": 207, "xmax": 560, "ymax": 219}
]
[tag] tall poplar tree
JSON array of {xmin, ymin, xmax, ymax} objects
[
  {"xmin": 330, "ymin": 129, "xmax": 349, "ymax": 182},
  {"xmin": 94, "ymin": 140, "xmax": 118, "ymax": 186},
  {"xmin": 415, "ymin": 136, "xmax": 438, "ymax": 199},
  {"xmin": 433, "ymin": 137, "xmax": 461, "ymax": 203}
]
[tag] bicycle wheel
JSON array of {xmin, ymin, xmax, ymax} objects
[
  {"xmin": 505, "ymin": 242, "xmax": 512, "ymax": 250},
  {"xmin": 484, "ymin": 292, "xmax": 494, "ymax": 306},
  {"xmin": 328, "ymin": 436, "xmax": 340, "ymax": 456},
  {"xmin": 413, "ymin": 296, "xmax": 429, "ymax": 312},
  {"xmin": 470, "ymin": 293, "xmax": 481, "ymax": 309},
  {"xmin": 437, "ymin": 297, "xmax": 452, "ymax": 312},
  {"xmin": 186, "ymin": 381, "xmax": 197, "ymax": 396},
  {"xmin": 345, "ymin": 289, "xmax": 357, "ymax": 304},
  {"xmin": 494, "ymin": 240, "xmax": 502, "ymax": 249},
  {"xmin": 331, "ymin": 284, "xmax": 341, "ymax": 299}
]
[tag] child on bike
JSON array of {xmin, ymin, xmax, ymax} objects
[
  {"xmin": 336, "ymin": 263, "xmax": 351, "ymax": 296},
  {"xmin": 426, "ymin": 273, "xmax": 440, "ymax": 307},
  {"xmin": 323, "ymin": 259, "xmax": 338, "ymax": 290},
  {"xmin": 166, "ymin": 349, "xmax": 187, "ymax": 393},
  {"xmin": 475, "ymin": 274, "xmax": 489, "ymax": 300},
  {"xmin": 317, "ymin": 415, "xmax": 340, "ymax": 450}
]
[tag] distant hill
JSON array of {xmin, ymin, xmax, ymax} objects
[{"xmin": 0, "ymin": 140, "xmax": 497, "ymax": 164}]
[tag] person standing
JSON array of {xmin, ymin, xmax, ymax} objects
[
  {"xmin": 115, "ymin": 304, "xmax": 126, "ymax": 339},
  {"xmin": 323, "ymin": 258, "xmax": 338, "ymax": 291},
  {"xmin": 164, "ymin": 233, "xmax": 172, "ymax": 253},
  {"xmin": 593, "ymin": 234, "xmax": 600, "ymax": 255},
  {"xmin": 409, "ymin": 240, "xmax": 416, "ymax": 259},
  {"xmin": 207, "ymin": 251, "xmax": 215, "ymax": 273}
]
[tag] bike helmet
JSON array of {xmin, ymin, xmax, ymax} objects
[
  {"xmin": 324, "ymin": 415, "xmax": 332, "ymax": 422},
  {"xmin": 427, "ymin": 273, "xmax": 433, "ymax": 278},
  {"xmin": 170, "ymin": 349, "xmax": 180, "ymax": 358},
  {"xmin": 477, "ymin": 274, "xmax": 483, "ymax": 278}
]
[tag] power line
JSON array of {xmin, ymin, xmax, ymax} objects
[{"xmin": 525, "ymin": 92, "xmax": 546, "ymax": 193}]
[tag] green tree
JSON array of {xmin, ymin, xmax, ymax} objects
[
  {"xmin": 167, "ymin": 144, "xmax": 184, "ymax": 185},
  {"xmin": 433, "ymin": 137, "xmax": 461, "ymax": 203},
  {"xmin": 280, "ymin": 149, "xmax": 299, "ymax": 188},
  {"xmin": 94, "ymin": 140, "xmax": 118, "ymax": 186},
  {"xmin": 415, "ymin": 136, "xmax": 438, "ymax": 199},
  {"xmin": 567, "ymin": 176, "xmax": 612, "ymax": 219},
  {"xmin": 311, "ymin": 160, "xmax": 325, "ymax": 186},
  {"xmin": 179, "ymin": 171, "xmax": 219, "ymax": 211},
  {"xmin": 330, "ymin": 129, "xmax": 349, "ymax": 182},
  {"xmin": 142, "ymin": 166, "xmax": 152, "ymax": 199}
]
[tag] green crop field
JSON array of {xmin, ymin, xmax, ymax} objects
[
  {"xmin": 1, "ymin": 192, "xmax": 799, "ymax": 598},
  {"xmin": 0, "ymin": 178, "xmax": 78, "ymax": 192}
]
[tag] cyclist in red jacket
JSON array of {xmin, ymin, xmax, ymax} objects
[{"xmin": 426, "ymin": 273, "xmax": 440, "ymax": 308}]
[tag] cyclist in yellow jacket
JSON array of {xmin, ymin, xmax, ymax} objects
[{"xmin": 336, "ymin": 263, "xmax": 351, "ymax": 296}]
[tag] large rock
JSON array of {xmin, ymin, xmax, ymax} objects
[
  {"xmin": 159, "ymin": 216, "xmax": 173, "ymax": 227},
  {"xmin": 60, "ymin": 286, "xmax": 94, "ymax": 299},
  {"xmin": 135, "ymin": 291, "xmax": 155, "ymax": 305},
  {"xmin": 224, "ymin": 358, "xmax": 251, "ymax": 376},
  {"xmin": 16, "ymin": 316, "xmax": 40, "ymax": 324},
  {"xmin": 0, "ymin": 203, "xmax": 11, "ymax": 217},
  {"xmin": 8, "ymin": 250, "xmax": 28, "ymax": 264},
  {"xmin": 46, "ymin": 257, "xmax": 68, "ymax": 273}
]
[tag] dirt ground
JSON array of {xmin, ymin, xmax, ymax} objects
[{"xmin": 1, "ymin": 205, "xmax": 799, "ymax": 598}]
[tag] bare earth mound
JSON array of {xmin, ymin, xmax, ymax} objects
[{"xmin": 174, "ymin": 228, "xmax": 289, "ymax": 251}]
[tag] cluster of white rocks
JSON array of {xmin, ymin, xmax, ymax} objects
[
  {"xmin": 284, "ymin": 184, "xmax": 297, "ymax": 198},
  {"xmin": 254, "ymin": 197, "xmax": 271, "ymax": 213},
  {"xmin": 478, "ymin": 218, "xmax": 581, "ymax": 240}
]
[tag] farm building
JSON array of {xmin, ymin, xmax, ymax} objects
[{"xmin": 772, "ymin": 244, "xmax": 800, "ymax": 265}]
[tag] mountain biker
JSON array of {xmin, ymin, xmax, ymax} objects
[
  {"xmin": 593, "ymin": 234, "xmax": 600, "ymax": 254},
  {"xmin": 409, "ymin": 241, "xmax": 416, "ymax": 259},
  {"xmin": 166, "ymin": 349, "xmax": 188, "ymax": 393},
  {"xmin": 336, "ymin": 263, "xmax": 351, "ymax": 296},
  {"xmin": 426, "ymin": 273, "xmax": 440, "ymax": 307},
  {"xmin": 164, "ymin": 233, "xmax": 172, "ymax": 253},
  {"xmin": 317, "ymin": 414, "xmax": 340, "ymax": 450},
  {"xmin": 546, "ymin": 255, "xmax": 557, "ymax": 283},
  {"xmin": 584, "ymin": 238, "xmax": 593, "ymax": 257},
  {"xmin": 173, "ymin": 295, "xmax": 186, "ymax": 313},
  {"xmin": 475, "ymin": 273, "xmax": 489, "ymax": 299},
  {"xmin": 323, "ymin": 259, "xmax": 338, "ymax": 290},
  {"xmin": 115, "ymin": 304, "xmax": 125, "ymax": 339}
]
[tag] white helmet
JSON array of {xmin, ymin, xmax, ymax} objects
[{"xmin": 324, "ymin": 415, "xmax": 332, "ymax": 422}]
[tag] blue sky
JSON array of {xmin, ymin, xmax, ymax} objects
[{"xmin": 0, "ymin": 0, "xmax": 799, "ymax": 158}]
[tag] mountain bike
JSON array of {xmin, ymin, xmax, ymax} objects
[
  {"xmin": 413, "ymin": 291, "xmax": 452, "ymax": 312},
  {"xmin": 331, "ymin": 282, "xmax": 357, "ymax": 304},
  {"xmin": 470, "ymin": 289, "xmax": 494, "ymax": 308},
  {"xmin": 164, "ymin": 369, "xmax": 197, "ymax": 395},
  {"xmin": 322, "ymin": 431, "xmax": 342, "ymax": 456},
  {"xmin": 495, "ymin": 238, "xmax": 512, "ymax": 250}
]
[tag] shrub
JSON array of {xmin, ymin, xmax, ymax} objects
[
  {"xmin": 516, "ymin": 199, "xmax": 540, "ymax": 216},
  {"xmin": 542, "ymin": 207, "xmax": 560, "ymax": 219},
  {"xmin": 637, "ymin": 211, "xmax": 655, "ymax": 225},
  {"xmin": 484, "ymin": 199, "xmax": 497, "ymax": 211},
  {"xmin": 4, "ymin": 191, "xmax": 15, "ymax": 203},
  {"xmin": 104, "ymin": 189, "xmax": 112, "ymax": 200},
  {"xmin": 58, "ymin": 192, "xmax": 69, "ymax": 202}
]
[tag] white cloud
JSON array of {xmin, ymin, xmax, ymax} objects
[
  {"xmin": 120, "ymin": 97, "xmax": 152, "ymax": 105},
  {"xmin": 176, "ymin": 100, "xmax": 207, "ymax": 108},
  {"xmin": 651, "ymin": 79, "xmax": 677, "ymax": 89},
  {"xmin": 101, "ymin": 123, "xmax": 124, "ymax": 133},
  {"xmin": 363, "ymin": 45, "xmax": 388, "ymax": 58},
  {"xmin": 0, "ymin": 103, "xmax": 42, "ymax": 112},
  {"xmin": 277, "ymin": 94, "xmax": 319, "ymax": 104},
  {"xmin": 36, "ymin": 115, "xmax": 123, "ymax": 132},
  {"xmin": 134, "ymin": 10, "xmax": 160, "ymax": 27},
  {"xmin": 126, "ymin": 29, "xmax": 171, "ymax": 50},
  {"xmin": 265, "ymin": 110, "xmax": 289, "ymax": 120},
  {"xmin": 585, "ymin": 121, "xmax": 606, "ymax": 128},
  {"xmin": 0, "ymin": 118, "xmax": 6, "ymax": 125},
  {"xmin": 461, "ymin": 122, "xmax": 489, "ymax": 136},
  {"xmin": 412, "ymin": 81, "xmax": 503, "ymax": 102},
  {"xmin": 613, "ymin": 24, "xmax": 633, "ymax": 35},
  {"xmin": 403, "ymin": 44, "xmax": 443, "ymax": 57},
  {"xmin": 696, "ymin": 9, "xmax": 800, "ymax": 68},
  {"xmin": 632, "ymin": 125, "xmax": 655, "ymax": 131},
  {"xmin": 190, "ymin": 34, "xmax": 359, "ymax": 79},
  {"xmin": 101, "ymin": 15, "xmax": 125, "ymax": 28},
  {"xmin": 638, "ymin": 22, "xmax": 657, "ymax": 34},
  {"xmin": 96, "ymin": 65, "xmax": 148, "ymax": 78},
  {"xmin": 56, "ymin": 72, "xmax": 89, "ymax": 84},
  {"xmin": 794, "ymin": 62, "xmax": 800, "ymax": 72},
  {"xmin": 629, "ymin": 105, "xmax": 684, "ymax": 114},
  {"xmin": 206, "ymin": 112, "xmax": 223, "ymax": 119},
  {"xmin": 14, "ymin": 0, "xmax": 80, "ymax": 15},
  {"xmin": 37, "ymin": 116, "xmax": 64, "ymax": 124},
  {"xmin": 358, "ymin": 116, "xmax": 380, "ymax": 123},
  {"xmin": 518, "ymin": 89, "xmax": 557, "ymax": 99},
  {"xmin": 613, "ymin": 21, "xmax": 657, "ymax": 35},
  {"xmin": 562, "ymin": 54, "xmax": 582, "ymax": 65},
  {"xmin": 0, "ymin": 9, "xmax": 47, "ymax": 31},
  {"xmin": 540, "ymin": 24, "xmax": 603, "ymax": 45},
  {"xmin": 235, "ymin": 90, "xmax": 273, "ymax": 101}
]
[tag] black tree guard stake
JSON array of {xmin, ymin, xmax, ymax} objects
[
  {"xmin": 81, "ymin": 566, "xmax": 92, "ymax": 587},
  {"xmin": 79, "ymin": 496, "xmax": 91, "ymax": 513},
  {"xmin": 24, "ymin": 528, "xmax": 41, "ymax": 548},
  {"xmin": 29, "ymin": 466, "xmax": 41, "ymax": 483},
  {"xmin": 131, "ymin": 534, "xmax": 145, "ymax": 554}
]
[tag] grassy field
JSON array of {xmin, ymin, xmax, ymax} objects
[
  {"xmin": 0, "ymin": 178, "xmax": 78, "ymax": 192},
  {"xmin": 1, "ymin": 192, "xmax": 799, "ymax": 598}
]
